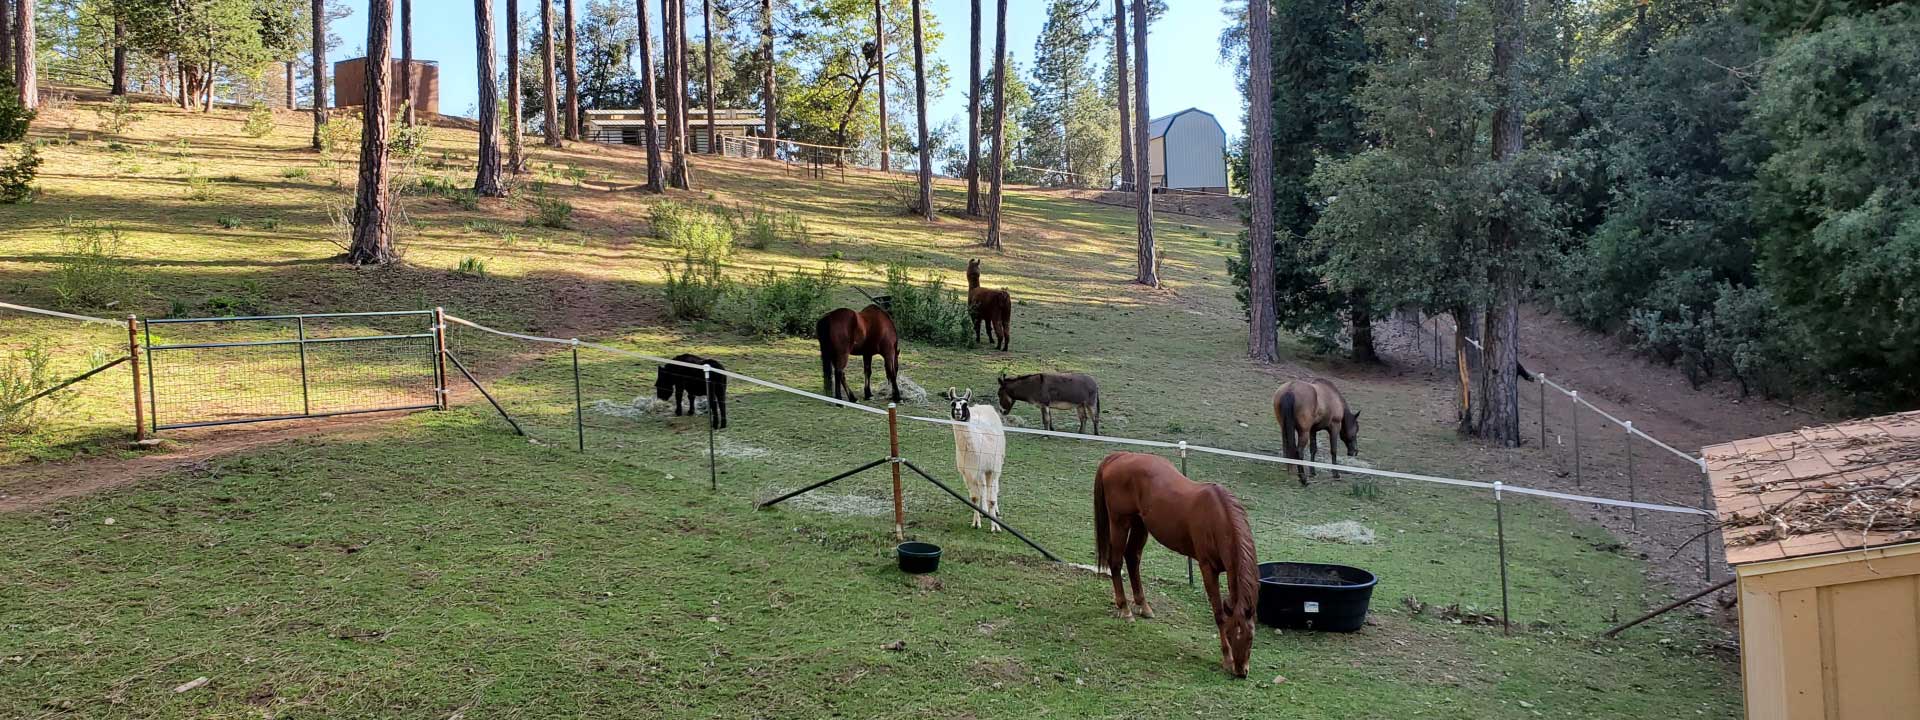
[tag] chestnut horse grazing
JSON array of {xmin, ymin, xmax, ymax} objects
[
  {"xmin": 816, "ymin": 305, "xmax": 901, "ymax": 403},
  {"xmin": 1093, "ymin": 452, "xmax": 1257, "ymax": 678},
  {"xmin": 966, "ymin": 259, "xmax": 1012, "ymax": 351},
  {"xmin": 1273, "ymin": 378, "xmax": 1361, "ymax": 486}
]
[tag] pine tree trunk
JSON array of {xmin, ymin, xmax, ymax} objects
[
  {"xmin": 16, "ymin": 0, "xmax": 36, "ymax": 110},
  {"xmin": 1452, "ymin": 306, "xmax": 1476, "ymax": 433},
  {"xmin": 1477, "ymin": 0, "xmax": 1526, "ymax": 446},
  {"xmin": 348, "ymin": 0, "xmax": 396, "ymax": 266},
  {"xmin": 702, "ymin": 0, "xmax": 715, "ymax": 153},
  {"xmin": 984, "ymin": 0, "xmax": 1007, "ymax": 250},
  {"xmin": 508, "ymin": 0, "xmax": 528, "ymax": 171},
  {"xmin": 639, "ymin": 0, "xmax": 664, "ymax": 189},
  {"xmin": 1246, "ymin": 0, "xmax": 1275, "ymax": 361},
  {"xmin": 1112, "ymin": 0, "xmax": 1133, "ymax": 192},
  {"xmin": 1129, "ymin": 0, "xmax": 1156, "ymax": 286},
  {"xmin": 540, "ymin": 0, "xmax": 562, "ymax": 146},
  {"xmin": 964, "ymin": 0, "xmax": 981, "ymax": 217},
  {"xmin": 911, "ymin": 0, "xmax": 932, "ymax": 220},
  {"xmin": 759, "ymin": 0, "xmax": 776, "ymax": 158},
  {"xmin": 474, "ymin": 0, "xmax": 505, "ymax": 197},
  {"xmin": 113, "ymin": 21, "xmax": 129, "ymax": 97},
  {"xmin": 283, "ymin": 61, "xmax": 294, "ymax": 108},
  {"xmin": 665, "ymin": 0, "xmax": 693, "ymax": 189},
  {"xmin": 0, "ymin": 0, "xmax": 12, "ymax": 84},
  {"xmin": 564, "ymin": 0, "xmax": 580, "ymax": 140},
  {"xmin": 873, "ymin": 0, "xmax": 888, "ymax": 172},
  {"xmin": 401, "ymin": 0, "xmax": 414, "ymax": 124},
  {"xmin": 311, "ymin": 0, "xmax": 327, "ymax": 150}
]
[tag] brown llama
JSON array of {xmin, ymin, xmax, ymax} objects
[{"xmin": 966, "ymin": 259, "xmax": 1013, "ymax": 351}]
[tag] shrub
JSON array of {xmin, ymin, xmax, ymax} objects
[
  {"xmin": 0, "ymin": 143, "xmax": 41, "ymax": 204},
  {"xmin": 51, "ymin": 220, "xmax": 143, "ymax": 311},
  {"xmin": 741, "ymin": 207, "xmax": 810, "ymax": 249},
  {"xmin": 0, "ymin": 79, "xmax": 33, "ymax": 143},
  {"xmin": 882, "ymin": 262, "xmax": 974, "ymax": 347},
  {"xmin": 651, "ymin": 201, "xmax": 735, "ymax": 260},
  {"xmin": 243, "ymin": 103, "xmax": 276, "ymax": 138},
  {"xmin": 719, "ymin": 261, "xmax": 840, "ymax": 337},
  {"xmin": 280, "ymin": 166, "xmax": 311, "ymax": 180},
  {"xmin": 528, "ymin": 196, "xmax": 574, "ymax": 229},
  {"xmin": 184, "ymin": 175, "xmax": 217, "ymax": 202},
  {"xmin": 455, "ymin": 256, "xmax": 489, "ymax": 277},
  {"xmin": 662, "ymin": 254, "xmax": 729, "ymax": 320},
  {"xmin": 216, "ymin": 215, "xmax": 244, "ymax": 229},
  {"xmin": 0, "ymin": 342, "xmax": 68, "ymax": 434},
  {"xmin": 95, "ymin": 96, "xmax": 143, "ymax": 134}
]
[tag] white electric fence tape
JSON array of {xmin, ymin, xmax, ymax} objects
[
  {"xmin": 0, "ymin": 301, "xmax": 124, "ymax": 326},
  {"xmin": 444, "ymin": 313, "xmax": 1714, "ymax": 518}
]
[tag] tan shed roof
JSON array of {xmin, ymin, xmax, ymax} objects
[{"xmin": 1705, "ymin": 410, "xmax": 1920, "ymax": 565}]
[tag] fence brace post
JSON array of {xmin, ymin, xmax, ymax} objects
[
  {"xmin": 433, "ymin": 307, "xmax": 450, "ymax": 411},
  {"xmin": 1495, "ymin": 481, "xmax": 1511, "ymax": 636},
  {"xmin": 1571, "ymin": 390, "xmax": 1582, "ymax": 489},
  {"xmin": 127, "ymin": 316, "xmax": 145, "ymax": 442},
  {"xmin": 1180, "ymin": 440, "xmax": 1192, "ymax": 587},
  {"xmin": 572, "ymin": 340, "xmax": 584, "ymax": 453},
  {"xmin": 889, "ymin": 403, "xmax": 904, "ymax": 541},
  {"xmin": 1626, "ymin": 421, "xmax": 1638, "ymax": 531},
  {"xmin": 705, "ymin": 364, "xmax": 717, "ymax": 492}
]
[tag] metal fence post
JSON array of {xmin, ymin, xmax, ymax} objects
[
  {"xmin": 1537, "ymin": 373, "xmax": 1547, "ymax": 450},
  {"xmin": 126, "ymin": 316, "xmax": 144, "ymax": 442},
  {"xmin": 1570, "ymin": 390, "xmax": 1582, "ymax": 489},
  {"xmin": 433, "ymin": 307, "xmax": 449, "ymax": 411},
  {"xmin": 296, "ymin": 315, "xmax": 312, "ymax": 416},
  {"xmin": 1495, "ymin": 481, "xmax": 1511, "ymax": 636},
  {"xmin": 705, "ymin": 364, "xmax": 717, "ymax": 492},
  {"xmin": 1180, "ymin": 440, "xmax": 1193, "ymax": 587},
  {"xmin": 1700, "ymin": 459, "xmax": 1713, "ymax": 583},
  {"xmin": 1626, "ymin": 421, "xmax": 1638, "ymax": 531},
  {"xmin": 572, "ymin": 340, "xmax": 584, "ymax": 453}
]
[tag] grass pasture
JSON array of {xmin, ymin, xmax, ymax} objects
[{"xmin": 0, "ymin": 96, "xmax": 1737, "ymax": 718}]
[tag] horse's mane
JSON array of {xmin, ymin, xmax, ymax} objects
[{"xmin": 1211, "ymin": 484, "xmax": 1259, "ymax": 613}]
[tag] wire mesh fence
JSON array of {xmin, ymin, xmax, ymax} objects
[{"xmin": 143, "ymin": 311, "xmax": 440, "ymax": 430}]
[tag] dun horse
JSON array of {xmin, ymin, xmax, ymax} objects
[
  {"xmin": 816, "ymin": 305, "xmax": 901, "ymax": 403},
  {"xmin": 1273, "ymin": 378, "xmax": 1361, "ymax": 486},
  {"xmin": 966, "ymin": 259, "xmax": 1013, "ymax": 351},
  {"xmin": 996, "ymin": 371, "xmax": 1100, "ymax": 434},
  {"xmin": 1093, "ymin": 452, "xmax": 1257, "ymax": 678}
]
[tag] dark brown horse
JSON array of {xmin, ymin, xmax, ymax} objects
[
  {"xmin": 817, "ymin": 305, "xmax": 901, "ymax": 403},
  {"xmin": 1273, "ymin": 378, "xmax": 1361, "ymax": 486},
  {"xmin": 1094, "ymin": 452, "xmax": 1257, "ymax": 678},
  {"xmin": 966, "ymin": 259, "xmax": 1013, "ymax": 351}
]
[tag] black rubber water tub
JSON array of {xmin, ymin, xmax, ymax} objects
[
  {"xmin": 1257, "ymin": 561, "xmax": 1377, "ymax": 632},
  {"xmin": 897, "ymin": 542, "xmax": 942, "ymax": 574}
]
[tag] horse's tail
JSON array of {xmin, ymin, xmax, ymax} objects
[
  {"xmin": 1093, "ymin": 387, "xmax": 1101, "ymax": 436},
  {"xmin": 1278, "ymin": 389, "xmax": 1300, "ymax": 463},
  {"xmin": 817, "ymin": 316, "xmax": 835, "ymax": 395},
  {"xmin": 1092, "ymin": 463, "xmax": 1112, "ymax": 572}
]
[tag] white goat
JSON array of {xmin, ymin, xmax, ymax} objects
[{"xmin": 946, "ymin": 388, "xmax": 1007, "ymax": 531}]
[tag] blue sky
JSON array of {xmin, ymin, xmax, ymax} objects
[{"xmin": 325, "ymin": 0, "xmax": 1244, "ymax": 138}]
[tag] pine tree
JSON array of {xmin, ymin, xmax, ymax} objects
[
  {"xmin": 984, "ymin": 0, "xmax": 1007, "ymax": 249},
  {"xmin": 638, "ymin": 0, "xmax": 663, "ymax": 189},
  {"xmin": 540, "ymin": 0, "xmax": 562, "ymax": 146},
  {"xmin": 507, "ymin": 0, "xmax": 527, "ymax": 171},
  {"xmin": 310, "ymin": 0, "xmax": 326, "ymax": 149},
  {"xmin": 1246, "ymin": 0, "xmax": 1276, "ymax": 363},
  {"xmin": 964, "ymin": 0, "xmax": 982, "ymax": 216},
  {"xmin": 911, "ymin": 0, "xmax": 931, "ymax": 220},
  {"xmin": 1129, "ymin": 0, "xmax": 1155, "ymax": 286},
  {"xmin": 759, "ymin": 0, "xmax": 777, "ymax": 157},
  {"xmin": 475, "ymin": 0, "xmax": 505, "ymax": 197},
  {"xmin": 348, "ymin": 0, "xmax": 396, "ymax": 265}
]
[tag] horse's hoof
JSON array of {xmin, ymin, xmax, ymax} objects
[
  {"xmin": 1111, "ymin": 608, "xmax": 1134, "ymax": 621},
  {"xmin": 1136, "ymin": 604, "xmax": 1154, "ymax": 619}
]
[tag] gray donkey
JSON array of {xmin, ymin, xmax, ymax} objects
[{"xmin": 996, "ymin": 371, "xmax": 1101, "ymax": 435}]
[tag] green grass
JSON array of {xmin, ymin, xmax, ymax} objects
[{"xmin": 0, "ymin": 92, "xmax": 1738, "ymax": 718}]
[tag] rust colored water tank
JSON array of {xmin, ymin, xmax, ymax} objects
[{"xmin": 333, "ymin": 57, "xmax": 439, "ymax": 115}]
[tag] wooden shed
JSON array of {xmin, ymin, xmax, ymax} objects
[
  {"xmin": 333, "ymin": 57, "xmax": 439, "ymax": 115},
  {"xmin": 1704, "ymin": 410, "xmax": 1920, "ymax": 720},
  {"xmin": 583, "ymin": 108, "xmax": 764, "ymax": 154},
  {"xmin": 1145, "ymin": 108, "xmax": 1229, "ymax": 193}
]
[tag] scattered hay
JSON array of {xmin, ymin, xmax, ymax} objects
[
  {"xmin": 896, "ymin": 375, "xmax": 930, "ymax": 406},
  {"xmin": 776, "ymin": 491, "xmax": 892, "ymax": 518},
  {"xmin": 1297, "ymin": 520, "xmax": 1376, "ymax": 545},
  {"xmin": 588, "ymin": 395, "xmax": 709, "ymax": 419},
  {"xmin": 714, "ymin": 436, "xmax": 773, "ymax": 460}
]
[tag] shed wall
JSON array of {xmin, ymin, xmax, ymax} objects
[
  {"xmin": 1737, "ymin": 542, "xmax": 1920, "ymax": 719},
  {"xmin": 1159, "ymin": 112, "xmax": 1227, "ymax": 190}
]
